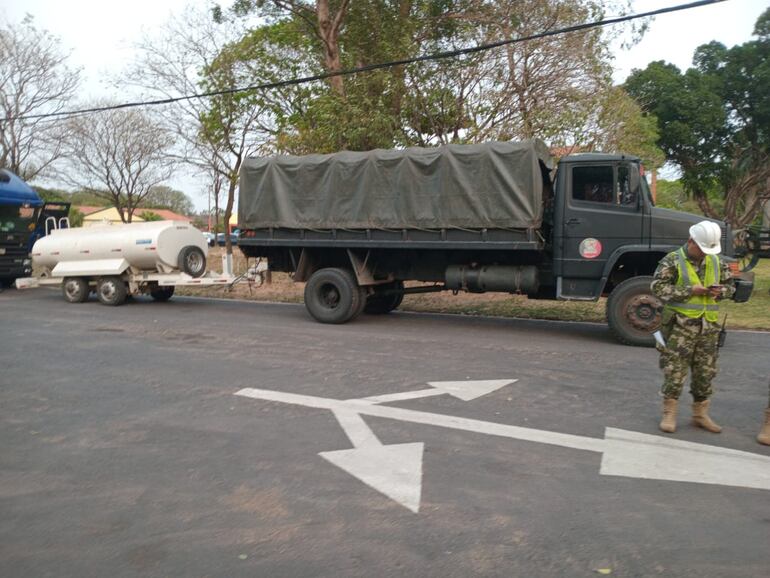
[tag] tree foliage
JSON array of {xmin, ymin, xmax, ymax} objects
[
  {"xmin": 625, "ymin": 8, "xmax": 770, "ymax": 227},
  {"xmin": 140, "ymin": 185, "xmax": 194, "ymax": 215},
  {"xmin": 217, "ymin": 0, "xmax": 652, "ymax": 158},
  {"xmin": 0, "ymin": 16, "xmax": 80, "ymax": 181}
]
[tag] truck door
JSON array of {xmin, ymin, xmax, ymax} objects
[{"xmin": 557, "ymin": 162, "xmax": 644, "ymax": 299}]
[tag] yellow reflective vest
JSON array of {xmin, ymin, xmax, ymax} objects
[{"xmin": 665, "ymin": 247, "xmax": 720, "ymax": 322}]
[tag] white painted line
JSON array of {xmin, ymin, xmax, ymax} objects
[
  {"xmin": 357, "ymin": 379, "xmax": 518, "ymax": 404},
  {"xmin": 601, "ymin": 428, "xmax": 770, "ymax": 492},
  {"xmin": 235, "ymin": 387, "xmax": 606, "ymax": 453},
  {"xmin": 331, "ymin": 409, "xmax": 382, "ymax": 448},
  {"xmin": 236, "ymin": 387, "xmax": 770, "ymax": 492},
  {"xmin": 356, "ymin": 388, "xmax": 444, "ymax": 405}
]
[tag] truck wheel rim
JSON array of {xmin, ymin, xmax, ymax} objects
[
  {"xmin": 101, "ymin": 282, "xmax": 116, "ymax": 300},
  {"xmin": 319, "ymin": 283, "xmax": 341, "ymax": 309},
  {"xmin": 624, "ymin": 294, "xmax": 662, "ymax": 332},
  {"xmin": 64, "ymin": 281, "xmax": 80, "ymax": 299},
  {"xmin": 186, "ymin": 253, "xmax": 204, "ymax": 274}
]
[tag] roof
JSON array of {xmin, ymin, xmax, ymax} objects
[
  {"xmin": 136, "ymin": 208, "xmax": 192, "ymax": 222},
  {"xmin": 75, "ymin": 206, "xmax": 192, "ymax": 223},
  {"xmin": 0, "ymin": 170, "xmax": 43, "ymax": 207},
  {"xmin": 81, "ymin": 207, "xmax": 145, "ymax": 223},
  {"xmin": 75, "ymin": 205, "xmax": 109, "ymax": 215}
]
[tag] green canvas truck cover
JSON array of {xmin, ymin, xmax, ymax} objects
[{"xmin": 238, "ymin": 140, "xmax": 553, "ymax": 230}]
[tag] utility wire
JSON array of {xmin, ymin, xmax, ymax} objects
[{"xmin": 1, "ymin": 0, "xmax": 725, "ymax": 123}]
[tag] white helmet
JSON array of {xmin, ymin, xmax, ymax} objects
[{"xmin": 689, "ymin": 220, "xmax": 722, "ymax": 255}]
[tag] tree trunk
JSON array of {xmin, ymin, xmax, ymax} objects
[{"xmin": 316, "ymin": 0, "xmax": 350, "ymax": 97}]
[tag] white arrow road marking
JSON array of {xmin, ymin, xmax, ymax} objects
[
  {"xmin": 356, "ymin": 379, "xmax": 518, "ymax": 404},
  {"xmin": 601, "ymin": 428, "xmax": 770, "ymax": 491},
  {"xmin": 235, "ymin": 388, "xmax": 770, "ymax": 512},
  {"xmin": 319, "ymin": 409, "xmax": 424, "ymax": 512}
]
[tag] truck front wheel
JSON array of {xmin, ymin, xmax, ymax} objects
[
  {"xmin": 606, "ymin": 276, "xmax": 661, "ymax": 347},
  {"xmin": 304, "ymin": 268, "xmax": 363, "ymax": 324},
  {"xmin": 96, "ymin": 276, "xmax": 128, "ymax": 306},
  {"xmin": 62, "ymin": 277, "xmax": 90, "ymax": 303}
]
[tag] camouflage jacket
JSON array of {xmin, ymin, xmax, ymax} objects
[{"xmin": 651, "ymin": 246, "xmax": 735, "ymax": 327}]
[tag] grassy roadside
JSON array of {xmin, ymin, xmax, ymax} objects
[{"xmin": 179, "ymin": 248, "xmax": 770, "ymax": 331}]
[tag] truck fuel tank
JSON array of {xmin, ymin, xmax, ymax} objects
[{"xmin": 445, "ymin": 265, "xmax": 539, "ymax": 295}]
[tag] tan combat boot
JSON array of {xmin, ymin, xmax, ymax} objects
[
  {"xmin": 692, "ymin": 400, "xmax": 722, "ymax": 433},
  {"xmin": 758, "ymin": 409, "xmax": 770, "ymax": 446},
  {"xmin": 659, "ymin": 398, "xmax": 678, "ymax": 433}
]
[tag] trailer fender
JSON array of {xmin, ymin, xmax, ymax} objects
[{"xmin": 51, "ymin": 258, "xmax": 130, "ymax": 278}]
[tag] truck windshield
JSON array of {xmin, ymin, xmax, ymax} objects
[{"xmin": 0, "ymin": 205, "xmax": 38, "ymax": 233}]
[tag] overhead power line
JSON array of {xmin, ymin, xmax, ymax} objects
[{"xmin": 1, "ymin": 0, "xmax": 725, "ymax": 123}]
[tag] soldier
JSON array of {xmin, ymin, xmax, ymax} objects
[{"xmin": 651, "ymin": 221, "xmax": 735, "ymax": 434}]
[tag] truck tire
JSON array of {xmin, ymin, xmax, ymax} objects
[
  {"xmin": 62, "ymin": 277, "xmax": 90, "ymax": 303},
  {"xmin": 364, "ymin": 281, "xmax": 405, "ymax": 314},
  {"xmin": 606, "ymin": 276, "xmax": 661, "ymax": 347},
  {"xmin": 150, "ymin": 286, "xmax": 175, "ymax": 302},
  {"xmin": 96, "ymin": 276, "xmax": 128, "ymax": 306},
  {"xmin": 304, "ymin": 268, "xmax": 363, "ymax": 324},
  {"xmin": 178, "ymin": 246, "xmax": 206, "ymax": 278}
]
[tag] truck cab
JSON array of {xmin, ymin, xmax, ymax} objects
[
  {"xmin": 551, "ymin": 153, "xmax": 739, "ymax": 344},
  {"xmin": 0, "ymin": 170, "xmax": 43, "ymax": 286}
]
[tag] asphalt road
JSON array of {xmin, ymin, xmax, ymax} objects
[{"xmin": 1, "ymin": 288, "xmax": 769, "ymax": 578}]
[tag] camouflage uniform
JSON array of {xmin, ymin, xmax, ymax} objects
[{"xmin": 651, "ymin": 247, "xmax": 735, "ymax": 401}]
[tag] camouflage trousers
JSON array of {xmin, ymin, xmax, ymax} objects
[{"xmin": 659, "ymin": 317, "xmax": 720, "ymax": 401}]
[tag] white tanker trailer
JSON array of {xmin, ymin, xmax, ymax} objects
[{"xmin": 16, "ymin": 220, "xmax": 259, "ymax": 305}]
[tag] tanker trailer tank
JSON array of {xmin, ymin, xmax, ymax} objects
[
  {"xmin": 17, "ymin": 220, "xmax": 249, "ymax": 306},
  {"xmin": 32, "ymin": 220, "xmax": 208, "ymax": 278}
]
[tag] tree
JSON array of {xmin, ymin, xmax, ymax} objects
[
  {"xmin": 624, "ymin": 8, "xmax": 770, "ymax": 227},
  {"xmin": 61, "ymin": 105, "xmax": 175, "ymax": 223},
  {"xmin": 131, "ymin": 6, "xmax": 271, "ymax": 251},
  {"xmin": 0, "ymin": 16, "xmax": 80, "ymax": 181},
  {"xmin": 221, "ymin": 0, "xmax": 649, "ymax": 155},
  {"xmin": 141, "ymin": 185, "xmax": 194, "ymax": 215}
]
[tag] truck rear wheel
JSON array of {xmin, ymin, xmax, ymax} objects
[
  {"xmin": 364, "ymin": 281, "xmax": 405, "ymax": 314},
  {"xmin": 606, "ymin": 276, "xmax": 661, "ymax": 347},
  {"xmin": 96, "ymin": 276, "xmax": 128, "ymax": 306},
  {"xmin": 304, "ymin": 268, "xmax": 363, "ymax": 324},
  {"xmin": 62, "ymin": 277, "xmax": 90, "ymax": 303},
  {"xmin": 178, "ymin": 246, "xmax": 206, "ymax": 278}
]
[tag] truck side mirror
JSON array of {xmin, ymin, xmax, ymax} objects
[{"xmin": 628, "ymin": 165, "xmax": 640, "ymax": 197}]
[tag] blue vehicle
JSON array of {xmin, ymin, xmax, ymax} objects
[
  {"xmin": 217, "ymin": 228, "xmax": 239, "ymax": 246},
  {"xmin": 0, "ymin": 170, "xmax": 43, "ymax": 285}
]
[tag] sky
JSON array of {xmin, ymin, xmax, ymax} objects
[{"xmin": 1, "ymin": 0, "xmax": 767, "ymax": 211}]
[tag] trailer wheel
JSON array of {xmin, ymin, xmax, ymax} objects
[
  {"xmin": 606, "ymin": 276, "xmax": 661, "ymax": 347},
  {"xmin": 150, "ymin": 286, "xmax": 175, "ymax": 302},
  {"xmin": 62, "ymin": 277, "xmax": 90, "ymax": 303},
  {"xmin": 96, "ymin": 276, "xmax": 128, "ymax": 306},
  {"xmin": 304, "ymin": 268, "xmax": 363, "ymax": 324},
  {"xmin": 364, "ymin": 281, "xmax": 405, "ymax": 314},
  {"xmin": 178, "ymin": 246, "xmax": 206, "ymax": 278}
]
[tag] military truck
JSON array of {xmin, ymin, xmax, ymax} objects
[{"xmin": 236, "ymin": 140, "xmax": 752, "ymax": 346}]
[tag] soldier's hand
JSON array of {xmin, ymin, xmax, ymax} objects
[
  {"xmin": 691, "ymin": 285, "xmax": 710, "ymax": 296},
  {"xmin": 708, "ymin": 284, "xmax": 724, "ymax": 298}
]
